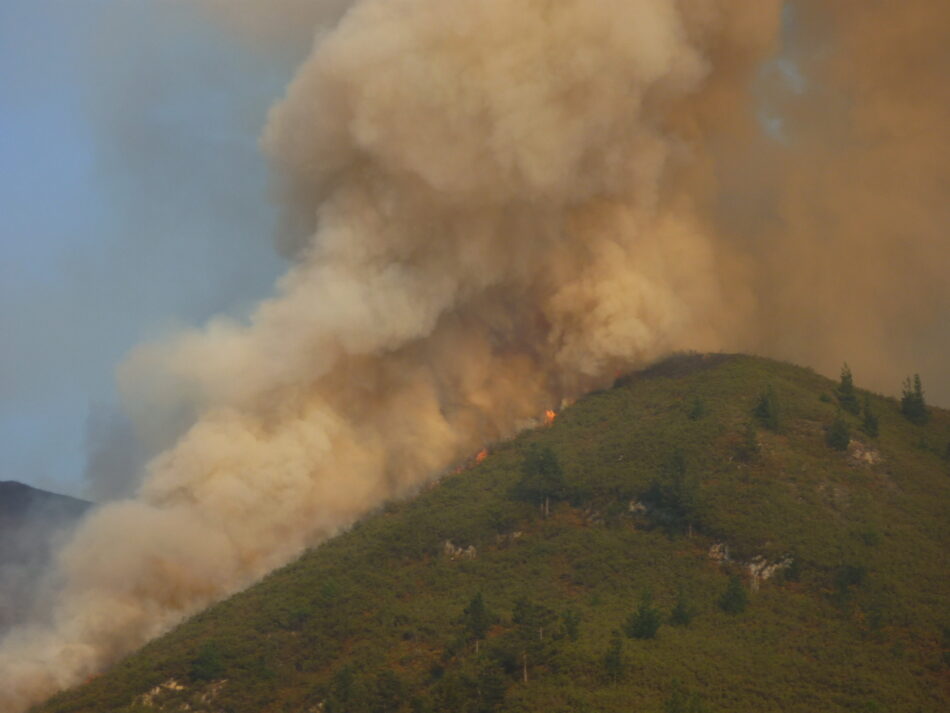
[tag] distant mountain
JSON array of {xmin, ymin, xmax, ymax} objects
[
  {"xmin": 33, "ymin": 355, "xmax": 950, "ymax": 713},
  {"xmin": 0, "ymin": 481, "xmax": 90, "ymax": 632}
]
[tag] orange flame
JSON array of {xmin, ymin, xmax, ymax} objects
[
  {"xmin": 475, "ymin": 448, "xmax": 488, "ymax": 464},
  {"xmin": 544, "ymin": 409, "xmax": 556, "ymax": 426}
]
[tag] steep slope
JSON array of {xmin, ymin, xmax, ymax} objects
[
  {"xmin": 0, "ymin": 482, "xmax": 89, "ymax": 633},
  {"xmin": 33, "ymin": 355, "xmax": 950, "ymax": 713}
]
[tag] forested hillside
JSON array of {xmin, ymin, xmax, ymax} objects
[{"xmin": 34, "ymin": 355, "xmax": 950, "ymax": 713}]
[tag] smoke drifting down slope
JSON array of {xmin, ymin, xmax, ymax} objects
[{"xmin": 2, "ymin": 0, "xmax": 948, "ymax": 708}]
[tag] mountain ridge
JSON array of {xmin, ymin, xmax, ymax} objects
[{"xmin": 31, "ymin": 354, "xmax": 950, "ymax": 713}]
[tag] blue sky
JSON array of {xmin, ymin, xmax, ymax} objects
[{"xmin": 0, "ymin": 1, "xmax": 295, "ymax": 497}]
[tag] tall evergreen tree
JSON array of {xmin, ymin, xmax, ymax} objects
[
  {"xmin": 463, "ymin": 593, "xmax": 491, "ymax": 652},
  {"xmin": 719, "ymin": 575, "xmax": 748, "ymax": 615},
  {"xmin": 826, "ymin": 414, "xmax": 851, "ymax": 451},
  {"xmin": 669, "ymin": 589, "xmax": 695, "ymax": 627},
  {"xmin": 837, "ymin": 363, "xmax": 860, "ymax": 414},
  {"xmin": 753, "ymin": 385, "xmax": 781, "ymax": 431},
  {"xmin": 901, "ymin": 374, "xmax": 930, "ymax": 425},
  {"xmin": 515, "ymin": 445, "xmax": 565, "ymax": 517},
  {"xmin": 625, "ymin": 591, "xmax": 662, "ymax": 639}
]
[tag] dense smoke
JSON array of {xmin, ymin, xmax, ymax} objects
[{"xmin": 2, "ymin": 0, "xmax": 948, "ymax": 709}]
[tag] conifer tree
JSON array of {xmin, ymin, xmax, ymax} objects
[
  {"xmin": 719, "ymin": 575, "xmax": 748, "ymax": 615},
  {"xmin": 669, "ymin": 589, "xmax": 695, "ymax": 627},
  {"xmin": 900, "ymin": 374, "xmax": 929, "ymax": 425},
  {"xmin": 516, "ymin": 445, "xmax": 565, "ymax": 517},
  {"xmin": 837, "ymin": 363, "xmax": 860, "ymax": 414},
  {"xmin": 625, "ymin": 591, "xmax": 662, "ymax": 639},
  {"xmin": 463, "ymin": 593, "xmax": 491, "ymax": 653},
  {"xmin": 753, "ymin": 385, "xmax": 781, "ymax": 431},
  {"xmin": 826, "ymin": 414, "xmax": 851, "ymax": 451}
]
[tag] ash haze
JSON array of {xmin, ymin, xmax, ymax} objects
[{"xmin": 1, "ymin": 0, "xmax": 948, "ymax": 710}]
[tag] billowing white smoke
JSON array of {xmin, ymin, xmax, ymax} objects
[{"xmin": 17, "ymin": 0, "xmax": 950, "ymax": 708}]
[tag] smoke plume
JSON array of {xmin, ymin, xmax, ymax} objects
[{"xmin": 2, "ymin": 0, "xmax": 948, "ymax": 709}]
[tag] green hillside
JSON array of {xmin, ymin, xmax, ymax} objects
[{"xmin": 35, "ymin": 355, "xmax": 950, "ymax": 713}]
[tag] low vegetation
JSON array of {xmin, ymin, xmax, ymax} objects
[{"xmin": 34, "ymin": 355, "xmax": 950, "ymax": 713}]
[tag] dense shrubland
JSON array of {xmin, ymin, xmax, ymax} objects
[{"xmin": 35, "ymin": 355, "xmax": 950, "ymax": 713}]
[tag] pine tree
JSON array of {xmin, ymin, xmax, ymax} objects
[
  {"xmin": 561, "ymin": 608, "xmax": 581, "ymax": 642},
  {"xmin": 719, "ymin": 575, "xmax": 748, "ymax": 615},
  {"xmin": 901, "ymin": 374, "xmax": 929, "ymax": 425},
  {"xmin": 860, "ymin": 395, "xmax": 879, "ymax": 437},
  {"xmin": 463, "ymin": 593, "xmax": 491, "ymax": 652},
  {"xmin": 625, "ymin": 591, "xmax": 662, "ymax": 639},
  {"xmin": 836, "ymin": 363, "xmax": 860, "ymax": 415},
  {"xmin": 826, "ymin": 414, "xmax": 851, "ymax": 451},
  {"xmin": 516, "ymin": 445, "xmax": 565, "ymax": 517},
  {"xmin": 669, "ymin": 589, "xmax": 695, "ymax": 627}
]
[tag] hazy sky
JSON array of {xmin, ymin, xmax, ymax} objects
[{"xmin": 0, "ymin": 0, "xmax": 295, "ymax": 497}]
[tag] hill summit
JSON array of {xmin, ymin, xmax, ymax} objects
[{"xmin": 33, "ymin": 355, "xmax": 950, "ymax": 713}]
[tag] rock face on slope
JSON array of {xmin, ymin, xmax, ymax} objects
[{"xmin": 0, "ymin": 481, "xmax": 90, "ymax": 632}]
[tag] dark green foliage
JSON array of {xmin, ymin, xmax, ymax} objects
[
  {"xmin": 753, "ymin": 385, "xmax": 781, "ymax": 431},
  {"xmin": 669, "ymin": 589, "xmax": 695, "ymax": 627},
  {"xmin": 688, "ymin": 396, "xmax": 706, "ymax": 421},
  {"xmin": 861, "ymin": 395, "xmax": 880, "ymax": 437},
  {"xmin": 826, "ymin": 414, "xmax": 851, "ymax": 451},
  {"xmin": 32, "ymin": 354, "xmax": 950, "ymax": 713},
  {"xmin": 833, "ymin": 564, "xmax": 868, "ymax": 608},
  {"xmin": 943, "ymin": 441, "xmax": 950, "ymax": 462},
  {"xmin": 901, "ymin": 374, "xmax": 930, "ymax": 425},
  {"xmin": 664, "ymin": 680, "xmax": 709, "ymax": 713},
  {"xmin": 512, "ymin": 598, "xmax": 556, "ymax": 643},
  {"xmin": 463, "ymin": 593, "xmax": 491, "ymax": 642},
  {"xmin": 514, "ymin": 445, "xmax": 565, "ymax": 516},
  {"xmin": 783, "ymin": 556, "xmax": 802, "ymax": 583},
  {"xmin": 644, "ymin": 449, "xmax": 701, "ymax": 534},
  {"xmin": 603, "ymin": 631, "xmax": 624, "ymax": 683},
  {"xmin": 560, "ymin": 607, "xmax": 581, "ymax": 642},
  {"xmin": 190, "ymin": 642, "xmax": 224, "ymax": 682},
  {"xmin": 719, "ymin": 575, "xmax": 748, "ymax": 615},
  {"xmin": 836, "ymin": 364, "xmax": 860, "ymax": 415},
  {"xmin": 624, "ymin": 592, "xmax": 661, "ymax": 640}
]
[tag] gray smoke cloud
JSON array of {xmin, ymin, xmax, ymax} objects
[{"xmin": 2, "ymin": 1, "xmax": 947, "ymax": 709}]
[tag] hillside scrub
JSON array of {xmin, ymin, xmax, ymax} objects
[{"xmin": 33, "ymin": 355, "xmax": 950, "ymax": 713}]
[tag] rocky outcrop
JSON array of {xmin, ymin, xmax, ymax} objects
[{"xmin": 442, "ymin": 540, "xmax": 477, "ymax": 560}]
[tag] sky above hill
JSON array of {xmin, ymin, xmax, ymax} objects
[{"xmin": 0, "ymin": 0, "xmax": 295, "ymax": 497}]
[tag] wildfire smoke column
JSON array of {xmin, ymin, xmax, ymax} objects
[{"xmin": 6, "ymin": 0, "xmax": 949, "ymax": 709}]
